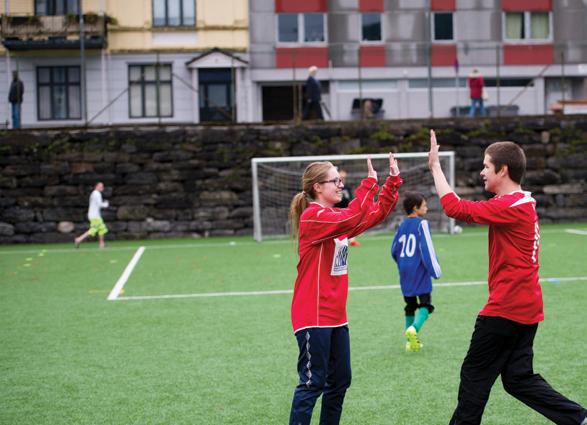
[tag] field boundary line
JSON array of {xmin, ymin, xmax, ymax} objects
[
  {"xmin": 0, "ymin": 227, "xmax": 579, "ymax": 256},
  {"xmin": 107, "ymin": 246, "xmax": 145, "ymax": 301},
  {"xmin": 565, "ymin": 228, "xmax": 587, "ymax": 235},
  {"xmin": 113, "ymin": 275, "xmax": 587, "ymax": 302}
]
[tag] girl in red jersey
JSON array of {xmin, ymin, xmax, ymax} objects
[{"xmin": 288, "ymin": 154, "xmax": 401, "ymax": 425}]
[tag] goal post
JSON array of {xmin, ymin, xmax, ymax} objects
[{"xmin": 251, "ymin": 152, "xmax": 455, "ymax": 242}]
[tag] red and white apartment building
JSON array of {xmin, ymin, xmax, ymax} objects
[{"xmin": 249, "ymin": 0, "xmax": 587, "ymax": 121}]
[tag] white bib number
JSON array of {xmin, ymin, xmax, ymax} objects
[{"xmin": 331, "ymin": 238, "xmax": 349, "ymax": 276}]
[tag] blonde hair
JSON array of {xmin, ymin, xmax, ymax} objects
[{"xmin": 289, "ymin": 161, "xmax": 334, "ymax": 239}]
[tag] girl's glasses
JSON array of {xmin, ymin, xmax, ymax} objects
[{"xmin": 319, "ymin": 177, "xmax": 344, "ymax": 187}]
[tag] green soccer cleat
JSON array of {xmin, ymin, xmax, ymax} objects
[
  {"xmin": 405, "ymin": 326, "xmax": 423, "ymax": 352},
  {"xmin": 404, "ymin": 340, "xmax": 424, "ymax": 352}
]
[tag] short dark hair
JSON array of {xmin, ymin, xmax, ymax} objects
[
  {"xmin": 402, "ymin": 191, "xmax": 425, "ymax": 215},
  {"xmin": 485, "ymin": 141, "xmax": 526, "ymax": 184}
]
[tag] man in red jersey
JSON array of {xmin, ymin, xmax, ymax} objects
[{"xmin": 428, "ymin": 129, "xmax": 586, "ymax": 425}]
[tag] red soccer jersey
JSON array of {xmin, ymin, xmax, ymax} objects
[
  {"xmin": 441, "ymin": 191, "xmax": 544, "ymax": 324},
  {"xmin": 291, "ymin": 175, "xmax": 402, "ymax": 333}
]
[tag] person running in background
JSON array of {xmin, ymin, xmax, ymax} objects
[
  {"xmin": 74, "ymin": 182, "xmax": 109, "ymax": 249},
  {"xmin": 288, "ymin": 154, "xmax": 402, "ymax": 425},
  {"xmin": 391, "ymin": 191, "xmax": 441, "ymax": 352},
  {"xmin": 428, "ymin": 129, "xmax": 587, "ymax": 425}
]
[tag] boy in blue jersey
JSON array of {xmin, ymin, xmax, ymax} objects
[{"xmin": 391, "ymin": 191, "xmax": 442, "ymax": 352}]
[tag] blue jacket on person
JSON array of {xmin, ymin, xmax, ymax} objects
[{"xmin": 391, "ymin": 217, "xmax": 442, "ymax": 297}]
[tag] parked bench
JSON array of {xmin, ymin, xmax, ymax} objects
[{"xmin": 550, "ymin": 100, "xmax": 587, "ymax": 115}]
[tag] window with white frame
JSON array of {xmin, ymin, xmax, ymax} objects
[
  {"xmin": 361, "ymin": 13, "xmax": 382, "ymax": 42},
  {"xmin": 37, "ymin": 66, "xmax": 81, "ymax": 120},
  {"xmin": 277, "ymin": 13, "xmax": 326, "ymax": 43},
  {"xmin": 128, "ymin": 64, "xmax": 173, "ymax": 118},
  {"xmin": 153, "ymin": 0, "xmax": 195, "ymax": 27},
  {"xmin": 35, "ymin": 0, "xmax": 78, "ymax": 15},
  {"xmin": 433, "ymin": 12, "xmax": 454, "ymax": 41},
  {"xmin": 504, "ymin": 11, "xmax": 551, "ymax": 41}
]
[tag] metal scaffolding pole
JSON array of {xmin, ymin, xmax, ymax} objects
[
  {"xmin": 79, "ymin": 0, "xmax": 87, "ymax": 124},
  {"xmin": 426, "ymin": 0, "xmax": 434, "ymax": 118}
]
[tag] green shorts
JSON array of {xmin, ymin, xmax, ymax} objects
[{"xmin": 88, "ymin": 218, "xmax": 108, "ymax": 237}]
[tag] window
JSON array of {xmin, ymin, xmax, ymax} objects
[
  {"xmin": 278, "ymin": 14, "xmax": 298, "ymax": 42},
  {"xmin": 277, "ymin": 13, "xmax": 326, "ymax": 43},
  {"xmin": 304, "ymin": 13, "xmax": 325, "ymax": 42},
  {"xmin": 409, "ymin": 78, "xmax": 466, "ymax": 88},
  {"xmin": 361, "ymin": 13, "xmax": 382, "ymax": 42},
  {"xmin": 153, "ymin": 0, "xmax": 195, "ymax": 27},
  {"xmin": 198, "ymin": 68, "xmax": 234, "ymax": 122},
  {"xmin": 37, "ymin": 66, "xmax": 81, "ymax": 120},
  {"xmin": 483, "ymin": 78, "xmax": 534, "ymax": 87},
  {"xmin": 35, "ymin": 0, "xmax": 78, "ymax": 16},
  {"xmin": 408, "ymin": 78, "xmax": 534, "ymax": 88},
  {"xmin": 129, "ymin": 64, "xmax": 173, "ymax": 118},
  {"xmin": 504, "ymin": 12, "xmax": 551, "ymax": 41},
  {"xmin": 433, "ymin": 12, "xmax": 454, "ymax": 41},
  {"xmin": 338, "ymin": 80, "xmax": 397, "ymax": 91}
]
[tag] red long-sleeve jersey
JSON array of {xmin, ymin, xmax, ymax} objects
[
  {"xmin": 441, "ymin": 191, "xmax": 544, "ymax": 324},
  {"xmin": 291, "ymin": 175, "xmax": 402, "ymax": 333}
]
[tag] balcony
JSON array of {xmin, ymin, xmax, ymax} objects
[{"xmin": 1, "ymin": 14, "xmax": 108, "ymax": 51}]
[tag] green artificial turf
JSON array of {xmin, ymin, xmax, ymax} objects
[{"xmin": 1, "ymin": 223, "xmax": 585, "ymax": 424}]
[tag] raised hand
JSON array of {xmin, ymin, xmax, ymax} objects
[
  {"xmin": 367, "ymin": 156, "xmax": 377, "ymax": 181},
  {"xmin": 389, "ymin": 152, "xmax": 400, "ymax": 176},
  {"xmin": 428, "ymin": 129, "xmax": 440, "ymax": 170}
]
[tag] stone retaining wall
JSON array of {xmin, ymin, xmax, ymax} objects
[{"xmin": 0, "ymin": 116, "xmax": 586, "ymax": 243}]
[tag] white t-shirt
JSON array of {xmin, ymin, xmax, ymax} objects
[{"xmin": 88, "ymin": 190, "xmax": 109, "ymax": 220}]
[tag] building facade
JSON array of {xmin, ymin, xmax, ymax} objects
[
  {"xmin": 2, "ymin": 0, "xmax": 587, "ymax": 128},
  {"xmin": 250, "ymin": 0, "xmax": 587, "ymax": 121},
  {"xmin": 1, "ymin": 0, "xmax": 250, "ymax": 128}
]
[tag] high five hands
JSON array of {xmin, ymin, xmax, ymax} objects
[
  {"xmin": 428, "ymin": 129, "xmax": 440, "ymax": 171},
  {"xmin": 389, "ymin": 152, "xmax": 400, "ymax": 176},
  {"xmin": 367, "ymin": 152, "xmax": 400, "ymax": 181}
]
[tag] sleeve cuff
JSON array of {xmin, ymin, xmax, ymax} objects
[{"xmin": 386, "ymin": 174, "xmax": 403, "ymax": 189}]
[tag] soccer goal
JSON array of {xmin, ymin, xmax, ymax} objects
[{"xmin": 251, "ymin": 152, "xmax": 455, "ymax": 242}]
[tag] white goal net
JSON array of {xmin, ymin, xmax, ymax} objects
[{"xmin": 251, "ymin": 152, "xmax": 455, "ymax": 241}]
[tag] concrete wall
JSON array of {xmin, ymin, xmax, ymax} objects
[{"xmin": 0, "ymin": 115, "xmax": 586, "ymax": 243}]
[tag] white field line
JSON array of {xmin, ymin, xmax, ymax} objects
[
  {"xmin": 113, "ymin": 275, "xmax": 587, "ymax": 302},
  {"xmin": 565, "ymin": 228, "xmax": 587, "ymax": 236},
  {"xmin": 107, "ymin": 246, "xmax": 145, "ymax": 301},
  {"xmin": 0, "ymin": 227, "xmax": 579, "ymax": 256}
]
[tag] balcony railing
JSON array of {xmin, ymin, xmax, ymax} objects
[{"xmin": 0, "ymin": 14, "xmax": 108, "ymax": 50}]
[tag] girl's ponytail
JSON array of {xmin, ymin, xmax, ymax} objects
[
  {"xmin": 288, "ymin": 161, "xmax": 334, "ymax": 240},
  {"xmin": 289, "ymin": 192, "xmax": 308, "ymax": 239}
]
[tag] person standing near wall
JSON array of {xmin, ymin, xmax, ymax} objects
[
  {"xmin": 468, "ymin": 69, "xmax": 485, "ymax": 118},
  {"xmin": 303, "ymin": 66, "xmax": 324, "ymax": 120},
  {"xmin": 8, "ymin": 71, "xmax": 24, "ymax": 129}
]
